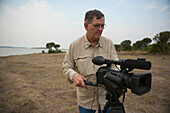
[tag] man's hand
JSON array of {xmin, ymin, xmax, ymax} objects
[{"xmin": 73, "ymin": 73, "xmax": 87, "ymax": 89}]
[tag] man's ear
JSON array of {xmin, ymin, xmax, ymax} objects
[{"xmin": 84, "ymin": 22, "xmax": 88, "ymax": 30}]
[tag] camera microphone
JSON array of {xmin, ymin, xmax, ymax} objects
[
  {"xmin": 92, "ymin": 56, "xmax": 151, "ymax": 70},
  {"xmin": 92, "ymin": 56, "xmax": 116, "ymax": 65},
  {"xmin": 122, "ymin": 59, "xmax": 151, "ymax": 70}
]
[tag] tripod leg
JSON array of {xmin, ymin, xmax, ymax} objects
[
  {"xmin": 110, "ymin": 103, "xmax": 125, "ymax": 113},
  {"xmin": 102, "ymin": 101, "xmax": 109, "ymax": 113}
]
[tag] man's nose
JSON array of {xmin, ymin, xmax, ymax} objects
[{"xmin": 98, "ymin": 25, "xmax": 103, "ymax": 30}]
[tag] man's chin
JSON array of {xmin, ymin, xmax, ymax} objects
[{"xmin": 96, "ymin": 35, "xmax": 101, "ymax": 38}]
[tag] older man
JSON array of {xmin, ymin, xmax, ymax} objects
[{"xmin": 62, "ymin": 9, "xmax": 118, "ymax": 113}]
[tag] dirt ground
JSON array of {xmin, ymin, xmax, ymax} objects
[{"xmin": 0, "ymin": 52, "xmax": 169, "ymax": 113}]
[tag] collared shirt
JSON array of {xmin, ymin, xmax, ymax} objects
[{"xmin": 62, "ymin": 35, "xmax": 118, "ymax": 110}]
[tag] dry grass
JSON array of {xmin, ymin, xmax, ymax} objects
[
  {"xmin": 0, "ymin": 52, "xmax": 169, "ymax": 113},
  {"xmin": 0, "ymin": 53, "xmax": 77, "ymax": 113}
]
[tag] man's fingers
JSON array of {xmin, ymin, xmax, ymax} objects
[
  {"xmin": 73, "ymin": 73, "xmax": 87, "ymax": 89},
  {"xmin": 80, "ymin": 75, "xmax": 87, "ymax": 89},
  {"xmin": 81, "ymin": 80, "xmax": 87, "ymax": 89}
]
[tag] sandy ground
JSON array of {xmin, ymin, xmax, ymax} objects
[{"xmin": 0, "ymin": 52, "xmax": 169, "ymax": 113}]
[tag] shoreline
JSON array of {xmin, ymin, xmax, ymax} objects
[
  {"xmin": 0, "ymin": 47, "xmax": 67, "ymax": 57},
  {"xmin": 0, "ymin": 50, "xmax": 169, "ymax": 58}
]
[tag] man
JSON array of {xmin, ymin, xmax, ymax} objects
[{"xmin": 62, "ymin": 9, "xmax": 118, "ymax": 113}]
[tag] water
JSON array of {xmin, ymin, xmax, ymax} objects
[{"xmin": 0, "ymin": 48, "xmax": 48, "ymax": 56}]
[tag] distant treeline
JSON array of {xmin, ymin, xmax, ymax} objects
[
  {"xmin": 45, "ymin": 31, "xmax": 169, "ymax": 54},
  {"xmin": 115, "ymin": 31, "xmax": 170, "ymax": 53}
]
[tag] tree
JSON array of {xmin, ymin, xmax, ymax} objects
[
  {"xmin": 46, "ymin": 42, "xmax": 55, "ymax": 50},
  {"xmin": 114, "ymin": 44, "xmax": 121, "ymax": 51},
  {"xmin": 133, "ymin": 40, "xmax": 143, "ymax": 50},
  {"xmin": 46, "ymin": 42, "xmax": 61, "ymax": 53},
  {"xmin": 132, "ymin": 38, "xmax": 152, "ymax": 50},
  {"xmin": 54, "ymin": 44, "xmax": 60, "ymax": 51},
  {"xmin": 142, "ymin": 38, "xmax": 152, "ymax": 47},
  {"xmin": 153, "ymin": 31, "xmax": 170, "ymax": 52},
  {"xmin": 120, "ymin": 40, "xmax": 131, "ymax": 51}
]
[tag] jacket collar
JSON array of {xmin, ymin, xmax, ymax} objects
[{"xmin": 84, "ymin": 35, "xmax": 103, "ymax": 49}]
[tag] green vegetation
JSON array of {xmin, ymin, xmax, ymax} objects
[
  {"xmin": 120, "ymin": 40, "xmax": 132, "ymax": 51},
  {"xmin": 46, "ymin": 42, "xmax": 62, "ymax": 53},
  {"xmin": 115, "ymin": 31, "xmax": 170, "ymax": 53},
  {"xmin": 48, "ymin": 49, "xmax": 61, "ymax": 53}
]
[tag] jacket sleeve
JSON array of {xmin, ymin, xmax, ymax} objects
[{"xmin": 62, "ymin": 44, "xmax": 77, "ymax": 83}]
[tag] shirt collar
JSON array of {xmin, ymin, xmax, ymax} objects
[{"xmin": 84, "ymin": 35, "xmax": 103, "ymax": 49}]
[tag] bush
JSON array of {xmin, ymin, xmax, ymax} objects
[
  {"xmin": 48, "ymin": 50, "xmax": 56, "ymax": 53},
  {"xmin": 141, "ymin": 46, "xmax": 150, "ymax": 51},
  {"xmin": 42, "ymin": 50, "xmax": 45, "ymax": 53},
  {"xmin": 48, "ymin": 49, "xmax": 62, "ymax": 53},
  {"xmin": 114, "ymin": 44, "xmax": 121, "ymax": 51},
  {"xmin": 149, "ymin": 44, "xmax": 161, "ymax": 53},
  {"xmin": 56, "ymin": 50, "xmax": 62, "ymax": 53}
]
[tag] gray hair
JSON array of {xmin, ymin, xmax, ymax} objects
[{"xmin": 84, "ymin": 9, "xmax": 104, "ymax": 24}]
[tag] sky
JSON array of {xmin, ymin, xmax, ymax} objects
[{"xmin": 0, "ymin": 0, "xmax": 170, "ymax": 49}]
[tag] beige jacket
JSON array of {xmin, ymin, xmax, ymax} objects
[{"xmin": 62, "ymin": 35, "xmax": 118, "ymax": 110}]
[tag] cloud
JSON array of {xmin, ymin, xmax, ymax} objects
[
  {"xmin": 0, "ymin": 0, "xmax": 74, "ymax": 47},
  {"xmin": 6, "ymin": 0, "xmax": 65, "ymax": 24},
  {"xmin": 116, "ymin": 0, "xmax": 127, "ymax": 6},
  {"xmin": 144, "ymin": 3, "xmax": 158, "ymax": 10},
  {"xmin": 0, "ymin": 0, "xmax": 67, "ymax": 28},
  {"xmin": 118, "ymin": 0, "xmax": 126, "ymax": 5},
  {"xmin": 160, "ymin": 5, "xmax": 170, "ymax": 11}
]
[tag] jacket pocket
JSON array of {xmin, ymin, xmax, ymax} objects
[{"xmin": 74, "ymin": 55, "xmax": 95, "ymax": 76}]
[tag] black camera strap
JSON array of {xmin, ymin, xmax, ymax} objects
[{"xmin": 122, "ymin": 93, "xmax": 125, "ymax": 104}]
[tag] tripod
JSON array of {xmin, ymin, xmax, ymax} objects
[
  {"xmin": 102, "ymin": 92, "xmax": 125, "ymax": 113},
  {"xmin": 84, "ymin": 80, "xmax": 126, "ymax": 113}
]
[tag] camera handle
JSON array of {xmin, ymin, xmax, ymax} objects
[{"xmin": 84, "ymin": 80, "xmax": 98, "ymax": 86}]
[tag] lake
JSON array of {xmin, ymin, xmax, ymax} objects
[{"xmin": 0, "ymin": 48, "xmax": 49, "ymax": 56}]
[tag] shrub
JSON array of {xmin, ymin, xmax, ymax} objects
[
  {"xmin": 48, "ymin": 49, "xmax": 62, "ymax": 53},
  {"xmin": 56, "ymin": 50, "xmax": 62, "ymax": 53},
  {"xmin": 48, "ymin": 50, "xmax": 56, "ymax": 53},
  {"xmin": 149, "ymin": 44, "xmax": 161, "ymax": 53},
  {"xmin": 42, "ymin": 50, "xmax": 45, "ymax": 53}
]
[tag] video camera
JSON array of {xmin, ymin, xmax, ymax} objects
[{"xmin": 84, "ymin": 56, "xmax": 152, "ymax": 113}]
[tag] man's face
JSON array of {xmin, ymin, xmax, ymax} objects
[{"xmin": 85, "ymin": 17, "xmax": 105, "ymax": 40}]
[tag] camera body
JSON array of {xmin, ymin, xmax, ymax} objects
[
  {"xmin": 92, "ymin": 56, "xmax": 152, "ymax": 96},
  {"xmin": 96, "ymin": 66, "xmax": 152, "ymax": 96}
]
